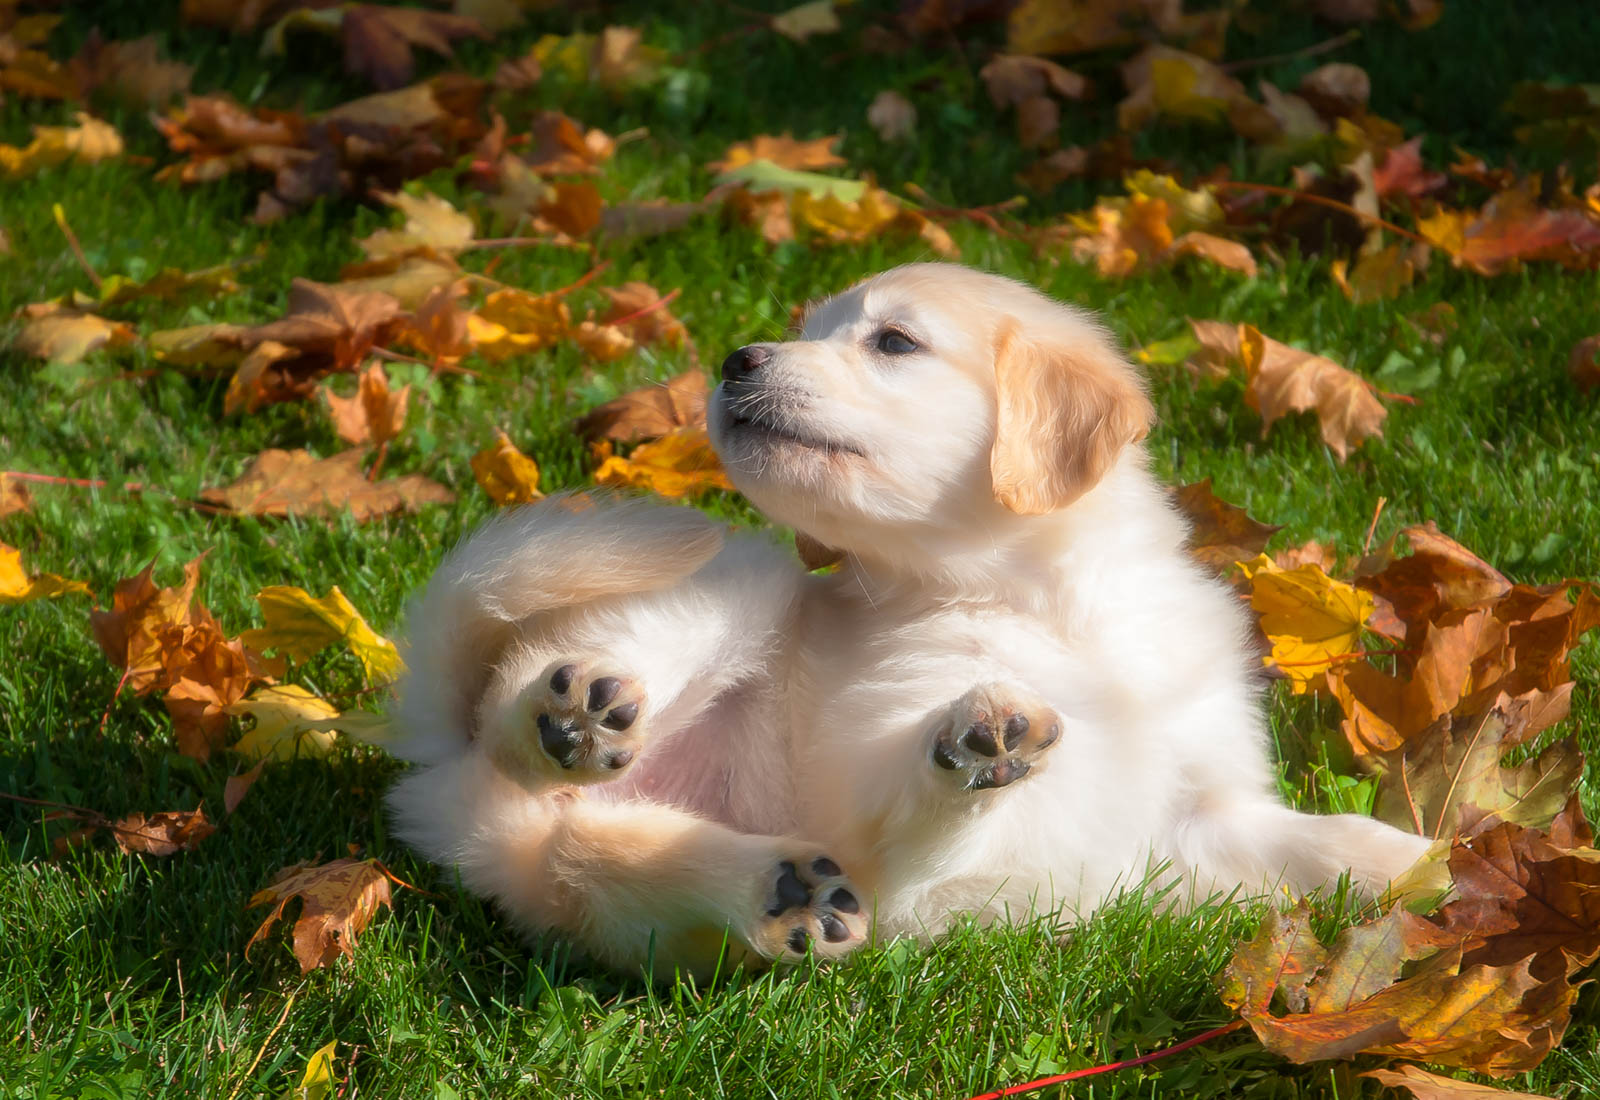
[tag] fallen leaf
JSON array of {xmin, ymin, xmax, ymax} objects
[
  {"xmin": 1296, "ymin": 63, "xmax": 1369, "ymax": 120},
  {"xmin": 772, "ymin": 0, "xmax": 841, "ymax": 42},
  {"xmin": 593, "ymin": 427, "xmax": 734, "ymax": 498},
  {"xmin": 708, "ymin": 132, "xmax": 845, "ymax": 175},
  {"xmin": 866, "ymin": 90, "xmax": 917, "ymax": 142},
  {"xmin": 265, "ymin": 4, "xmax": 489, "ymax": 91},
  {"xmin": 225, "ymin": 760, "xmax": 266, "ymax": 814},
  {"xmin": 521, "ymin": 110, "xmax": 614, "ymax": 175},
  {"xmin": 0, "ymin": 113, "xmax": 123, "ymax": 177},
  {"xmin": 359, "ymin": 189, "xmax": 475, "ymax": 261},
  {"xmin": 1365, "ymin": 1064, "xmax": 1558, "ymax": 1100},
  {"xmin": 69, "ymin": 32, "xmax": 194, "ymax": 108},
  {"xmin": 1165, "ymin": 231, "xmax": 1258, "ymax": 276},
  {"xmin": 322, "ymin": 363, "xmax": 411, "ymax": 447},
  {"xmin": 1569, "ymin": 334, "xmax": 1600, "ymax": 392},
  {"xmin": 281, "ymin": 1039, "xmax": 339, "ymax": 1100},
  {"xmin": 1372, "ymin": 710, "xmax": 1584, "ymax": 841},
  {"xmin": 473, "ymin": 287, "xmax": 571, "ymax": 359},
  {"xmin": 14, "ymin": 304, "xmax": 136, "ymax": 363},
  {"xmin": 471, "ymin": 430, "xmax": 544, "ymax": 505},
  {"xmin": 597, "ymin": 282, "xmax": 688, "ymax": 348},
  {"xmin": 111, "ymin": 808, "xmax": 216, "ymax": 856},
  {"xmin": 574, "ymin": 370, "xmax": 709, "ymax": 443},
  {"xmin": 1331, "ymin": 243, "xmax": 1416, "ymax": 303},
  {"xmin": 1172, "ymin": 481, "xmax": 1281, "ymax": 574},
  {"xmin": 226, "ymin": 684, "xmax": 389, "ymax": 760},
  {"xmin": 199, "ymin": 449, "xmax": 453, "ymax": 521},
  {"xmin": 1239, "ymin": 324, "xmax": 1389, "ymax": 460},
  {"xmin": 1420, "ymin": 181, "xmax": 1600, "ymax": 275},
  {"xmin": 0, "ymin": 474, "xmax": 33, "ymax": 518},
  {"xmin": 238, "ymin": 585, "xmax": 403, "ymax": 683},
  {"xmin": 1239, "ymin": 554, "xmax": 1374, "ymax": 691},
  {"xmin": 0, "ymin": 542, "xmax": 91, "ymax": 605},
  {"xmin": 247, "ymin": 857, "xmax": 396, "ymax": 972}
]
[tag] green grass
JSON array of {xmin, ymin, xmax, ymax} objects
[{"xmin": 3, "ymin": 2, "xmax": 1599, "ymax": 1096}]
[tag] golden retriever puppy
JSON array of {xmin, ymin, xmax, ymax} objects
[{"xmin": 386, "ymin": 263, "xmax": 1428, "ymax": 976}]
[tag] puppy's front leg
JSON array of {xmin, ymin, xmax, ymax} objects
[{"xmin": 926, "ymin": 682, "xmax": 1063, "ymax": 792}]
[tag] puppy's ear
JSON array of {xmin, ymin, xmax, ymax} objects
[{"xmin": 989, "ymin": 321, "xmax": 1155, "ymax": 515}]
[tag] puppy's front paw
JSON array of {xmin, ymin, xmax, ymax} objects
[
  {"xmin": 491, "ymin": 659, "xmax": 648, "ymax": 783},
  {"xmin": 750, "ymin": 851, "xmax": 867, "ymax": 963},
  {"xmin": 930, "ymin": 683, "xmax": 1061, "ymax": 792}
]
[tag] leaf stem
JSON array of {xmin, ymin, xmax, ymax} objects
[
  {"xmin": 961, "ymin": 1020, "xmax": 1245, "ymax": 1100},
  {"xmin": 1208, "ymin": 180, "xmax": 1434, "ymax": 248}
]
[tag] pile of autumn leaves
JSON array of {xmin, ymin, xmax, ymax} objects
[{"xmin": 1179, "ymin": 484, "xmax": 1600, "ymax": 1081}]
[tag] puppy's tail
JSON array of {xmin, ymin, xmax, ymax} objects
[{"xmin": 392, "ymin": 493, "xmax": 724, "ymax": 762}]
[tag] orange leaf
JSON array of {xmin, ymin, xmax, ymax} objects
[
  {"xmin": 199, "ymin": 448, "xmax": 452, "ymax": 521},
  {"xmin": 470, "ymin": 430, "xmax": 544, "ymax": 506},
  {"xmin": 708, "ymin": 132, "xmax": 844, "ymax": 175},
  {"xmin": 246, "ymin": 857, "xmax": 396, "ymax": 972},
  {"xmin": 592, "ymin": 427, "xmax": 733, "ymax": 498},
  {"xmin": 323, "ymin": 362, "xmax": 411, "ymax": 447}
]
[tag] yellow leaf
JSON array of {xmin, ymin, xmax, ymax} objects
[
  {"xmin": 593, "ymin": 427, "xmax": 734, "ymax": 498},
  {"xmin": 226, "ymin": 684, "xmax": 389, "ymax": 761},
  {"xmin": 0, "ymin": 113, "xmax": 123, "ymax": 178},
  {"xmin": 238, "ymin": 586, "xmax": 403, "ymax": 683},
  {"xmin": 473, "ymin": 289, "xmax": 570, "ymax": 359},
  {"xmin": 14, "ymin": 304, "xmax": 137, "ymax": 363},
  {"xmin": 471, "ymin": 430, "xmax": 544, "ymax": 505},
  {"xmin": 772, "ymin": 0, "xmax": 841, "ymax": 42},
  {"xmin": 1239, "ymin": 554, "xmax": 1374, "ymax": 692},
  {"xmin": 0, "ymin": 542, "xmax": 91, "ymax": 605},
  {"xmin": 359, "ymin": 190, "xmax": 475, "ymax": 262},
  {"xmin": 277, "ymin": 1038, "xmax": 338, "ymax": 1100}
]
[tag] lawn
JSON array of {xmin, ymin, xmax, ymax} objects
[{"xmin": 2, "ymin": 1, "xmax": 1598, "ymax": 1097}]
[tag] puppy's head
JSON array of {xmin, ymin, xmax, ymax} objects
[{"xmin": 708, "ymin": 263, "xmax": 1154, "ymax": 557}]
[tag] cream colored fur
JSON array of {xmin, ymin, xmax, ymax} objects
[{"xmin": 386, "ymin": 263, "xmax": 1429, "ymax": 977}]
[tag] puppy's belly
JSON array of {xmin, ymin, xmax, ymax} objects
[{"xmin": 589, "ymin": 688, "xmax": 796, "ymax": 837}]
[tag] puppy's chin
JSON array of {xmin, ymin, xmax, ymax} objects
[{"xmin": 708, "ymin": 399, "xmax": 867, "ymax": 499}]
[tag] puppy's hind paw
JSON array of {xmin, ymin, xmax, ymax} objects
[
  {"xmin": 751, "ymin": 851, "xmax": 867, "ymax": 963},
  {"xmin": 930, "ymin": 683, "xmax": 1061, "ymax": 792},
  {"xmin": 491, "ymin": 659, "xmax": 649, "ymax": 784}
]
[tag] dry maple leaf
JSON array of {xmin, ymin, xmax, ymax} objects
[
  {"xmin": 238, "ymin": 585, "xmax": 403, "ymax": 683},
  {"xmin": 90, "ymin": 555, "xmax": 208, "ymax": 693},
  {"xmin": 1171, "ymin": 480, "xmax": 1280, "ymax": 574},
  {"xmin": 1330, "ymin": 242, "xmax": 1416, "ymax": 303},
  {"xmin": 790, "ymin": 187, "xmax": 960, "ymax": 257},
  {"xmin": 473, "ymin": 288, "xmax": 571, "ymax": 359},
  {"xmin": 0, "ymin": 542, "xmax": 91, "ymax": 605},
  {"xmin": 599, "ymin": 199, "xmax": 705, "ymax": 242},
  {"xmin": 593, "ymin": 428, "xmax": 734, "ymax": 498},
  {"xmin": 772, "ymin": 0, "xmax": 841, "ymax": 42},
  {"xmin": 1357, "ymin": 522, "xmax": 1512, "ymax": 643},
  {"xmin": 520, "ymin": 110, "xmax": 614, "ymax": 175},
  {"xmin": 359, "ymin": 189, "xmax": 475, "ymax": 262},
  {"xmin": 111, "ymin": 808, "xmax": 217, "ymax": 856},
  {"xmin": 278, "ymin": 3, "xmax": 491, "ymax": 91},
  {"xmin": 0, "ymin": 113, "xmax": 123, "ymax": 177},
  {"xmin": 323, "ymin": 363, "xmax": 411, "ymax": 447},
  {"xmin": 1365, "ymin": 1065, "xmax": 1558, "ymax": 1100},
  {"xmin": 574, "ymin": 370, "xmax": 709, "ymax": 444},
  {"xmin": 1221, "ymin": 898, "xmax": 1577, "ymax": 1076},
  {"xmin": 597, "ymin": 282, "xmax": 689, "ymax": 349},
  {"xmin": 1296, "ymin": 63, "xmax": 1369, "ymax": 120},
  {"xmin": 69, "ymin": 32, "xmax": 194, "ymax": 108},
  {"xmin": 1238, "ymin": 324, "xmax": 1389, "ymax": 460},
  {"xmin": 226, "ymin": 684, "xmax": 389, "ymax": 761},
  {"xmin": 0, "ymin": 474, "xmax": 33, "ymax": 519},
  {"xmin": 471, "ymin": 430, "xmax": 544, "ymax": 506},
  {"xmin": 247, "ymin": 857, "xmax": 398, "ymax": 973},
  {"xmin": 14, "ymin": 304, "xmax": 136, "ymax": 363},
  {"xmin": 708, "ymin": 132, "xmax": 845, "ymax": 175},
  {"xmin": 1419, "ymin": 180, "xmax": 1600, "ymax": 275},
  {"xmin": 199, "ymin": 448, "xmax": 453, "ymax": 521},
  {"xmin": 1238, "ymin": 554, "xmax": 1374, "ymax": 692},
  {"xmin": 1371, "ymin": 710, "xmax": 1583, "ymax": 841}
]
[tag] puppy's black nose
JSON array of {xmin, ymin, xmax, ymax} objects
[{"xmin": 720, "ymin": 344, "xmax": 771, "ymax": 381}]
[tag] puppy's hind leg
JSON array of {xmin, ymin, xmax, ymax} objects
[{"xmin": 1169, "ymin": 796, "xmax": 1431, "ymax": 901}]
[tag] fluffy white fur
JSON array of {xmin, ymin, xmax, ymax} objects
[{"xmin": 386, "ymin": 263, "xmax": 1429, "ymax": 976}]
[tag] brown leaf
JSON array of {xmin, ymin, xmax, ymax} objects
[
  {"xmin": 1371, "ymin": 710, "xmax": 1584, "ymax": 841},
  {"xmin": 1420, "ymin": 181, "xmax": 1600, "ymax": 275},
  {"xmin": 1569, "ymin": 334, "xmax": 1600, "ymax": 392},
  {"xmin": 522, "ymin": 110, "xmax": 614, "ymax": 175},
  {"xmin": 199, "ymin": 448, "xmax": 453, "ymax": 521},
  {"xmin": 470, "ymin": 431, "xmax": 543, "ymax": 505},
  {"xmin": 112, "ymin": 808, "xmax": 216, "ymax": 856},
  {"xmin": 90, "ymin": 555, "xmax": 209, "ymax": 694},
  {"xmin": 598, "ymin": 283, "xmax": 688, "ymax": 348},
  {"xmin": 1239, "ymin": 324, "xmax": 1389, "ymax": 460},
  {"xmin": 866, "ymin": 90, "xmax": 917, "ymax": 142},
  {"xmin": 1165, "ymin": 231, "xmax": 1258, "ymax": 276},
  {"xmin": 574, "ymin": 370, "xmax": 710, "ymax": 444},
  {"xmin": 1330, "ymin": 243, "xmax": 1416, "ymax": 304},
  {"xmin": 15, "ymin": 304, "xmax": 137, "ymax": 363},
  {"xmin": 246, "ymin": 857, "xmax": 396, "ymax": 972},
  {"xmin": 1365, "ymin": 1065, "xmax": 1559, "ymax": 1100},
  {"xmin": 359, "ymin": 189, "xmax": 475, "ymax": 261},
  {"xmin": 980, "ymin": 54, "xmax": 1089, "ymax": 110},
  {"xmin": 1296, "ymin": 63, "xmax": 1369, "ymax": 120},
  {"xmin": 323, "ymin": 363, "xmax": 411, "ymax": 447},
  {"xmin": 1373, "ymin": 136, "xmax": 1447, "ymax": 201},
  {"xmin": 0, "ymin": 473, "xmax": 33, "ymax": 518},
  {"xmin": 1172, "ymin": 479, "xmax": 1281, "ymax": 574},
  {"xmin": 1358, "ymin": 522, "xmax": 1513, "ymax": 642},
  {"xmin": 225, "ymin": 760, "xmax": 266, "ymax": 814},
  {"xmin": 708, "ymin": 132, "xmax": 845, "ymax": 175},
  {"xmin": 340, "ymin": 4, "xmax": 489, "ymax": 91}
]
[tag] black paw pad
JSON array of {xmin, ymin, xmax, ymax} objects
[
  {"xmin": 932, "ymin": 742, "xmax": 960, "ymax": 770},
  {"xmin": 549, "ymin": 664, "xmax": 577, "ymax": 695},
  {"xmin": 961, "ymin": 721, "xmax": 999, "ymax": 757},
  {"xmin": 605, "ymin": 749, "xmax": 634, "ymax": 770},
  {"xmin": 786, "ymin": 928, "xmax": 809, "ymax": 954},
  {"xmin": 1002, "ymin": 713, "xmax": 1029, "ymax": 750},
  {"xmin": 827, "ymin": 887, "xmax": 859, "ymax": 914},
  {"xmin": 587, "ymin": 677, "xmax": 622, "ymax": 711},
  {"xmin": 769, "ymin": 861, "xmax": 810, "ymax": 916},
  {"xmin": 812, "ymin": 857, "xmax": 841, "ymax": 878},
  {"xmin": 820, "ymin": 914, "xmax": 851, "ymax": 943},
  {"xmin": 601, "ymin": 701, "xmax": 638, "ymax": 731}
]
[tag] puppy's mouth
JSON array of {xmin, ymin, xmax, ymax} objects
[{"xmin": 721, "ymin": 400, "xmax": 865, "ymax": 458}]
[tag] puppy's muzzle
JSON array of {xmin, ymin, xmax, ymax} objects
[{"xmin": 721, "ymin": 344, "xmax": 772, "ymax": 382}]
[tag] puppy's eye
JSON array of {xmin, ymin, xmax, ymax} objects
[{"xmin": 875, "ymin": 328, "xmax": 918, "ymax": 355}]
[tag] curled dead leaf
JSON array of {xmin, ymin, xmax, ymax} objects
[{"xmin": 247, "ymin": 857, "xmax": 398, "ymax": 972}]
